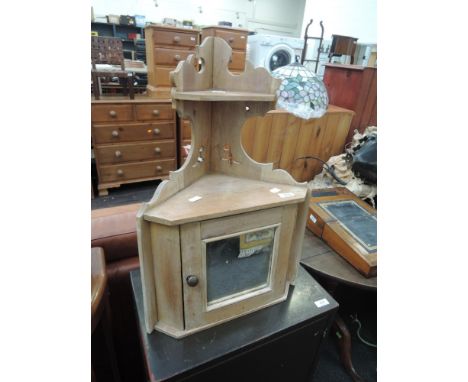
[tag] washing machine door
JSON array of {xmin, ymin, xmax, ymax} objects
[{"xmin": 264, "ymin": 44, "xmax": 295, "ymax": 72}]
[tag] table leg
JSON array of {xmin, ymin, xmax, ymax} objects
[
  {"xmin": 333, "ymin": 315, "xmax": 364, "ymax": 382},
  {"xmin": 324, "ymin": 280, "xmax": 365, "ymax": 382}
]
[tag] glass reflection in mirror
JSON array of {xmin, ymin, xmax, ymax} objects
[{"xmin": 205, "ymin": 226, "xmax": 277, "ymax": 305}]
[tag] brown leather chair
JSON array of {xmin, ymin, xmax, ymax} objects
[{"xmin": 91, "ymin": 203, "xmax": 144, "ymax": 382}]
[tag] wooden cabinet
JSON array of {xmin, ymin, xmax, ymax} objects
[
  {"xmin": 92, "ymin": 97, "xmax": 177, "ymax": 196},
  {"xmin": 137, "ymin": 37, "xmax": 309, "ymax": 338},
  {"xmin": 323, "ymin": 64, "xmax": 377, "ymax": 143},
  {"xmin": 201, "ymin": 26, "xmax": 249, "ymax": 73},
  {"xmin": 145, "ymin": 25, "xmax": 200, "ymax": 97},
  {"xmin": 180, "ymin": 105, "xmax": 354, "ymax": 181}
]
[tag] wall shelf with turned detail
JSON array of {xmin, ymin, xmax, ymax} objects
[{"xmin": 137, "ymin": 37, "xmax": 310, "ymax": 338}]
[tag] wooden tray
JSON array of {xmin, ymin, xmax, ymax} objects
[{"xmin": 307, "ymin": 187, "xmax": 376, "ymax": 277}]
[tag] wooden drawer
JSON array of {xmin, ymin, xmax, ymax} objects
[
  {"xmin": 99, "ymin": 159, "xmax": 176, "ymax": 183},
  {"xmin": 135, "ymin": 104, "xmax": 174, "ymax": 121},
  {"xmin": 213, "ymin": 29, "xmax": 247, "ymax": 51},
  {"xmin": 92, "ymin": 104, "xmax": 134, "ymax": 123},
  {"xmin": 154, "ymin": 67, "xmax": 173, "ymax": 87},
  {"xmin": 96, "ymin": 140, "xmax": 177, "ymax": 165},
  {"xmin": 229, "ymin": 51, "xmax": 246, "ymax": 71},
  {"xmin": 154, "ymin": 48, "xmax": 195, "ymax": 66},
  {"xmin": 93, "ymin": 122, "xmax": 175, "ymax": 144},
  {"xmin": 153, "ymin": 29, "xmax": 198, "ymax": 48}
]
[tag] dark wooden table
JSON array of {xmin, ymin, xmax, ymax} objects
[
  {"xmin": 301, "ymin": 229, "xmax": 377, "ymax": 382},
  {"xmin": 130, "ymin": 266, "xmax": 339, "ymax": 382}
]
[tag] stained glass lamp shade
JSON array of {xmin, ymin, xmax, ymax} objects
[{"xmin": 272, "ymin": 62, "xmax": 329, "ymax": 119}]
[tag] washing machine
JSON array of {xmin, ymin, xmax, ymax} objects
[{"xmin": 247, "ymin": 34, "xmax": 304, "ymax": 73}]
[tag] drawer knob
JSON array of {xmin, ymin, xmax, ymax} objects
[
  {"xmin": 109, "ymin": 110, "xmax": 117, "ymax": 117},
  {"xmin": 228, "ymin": 37, "xmax": 234, "ymax": 43},
  {"xmin": 154, "ymin": 147, "xmax": 161, "ymax": 154},
  {"xmin": 156, "ymin": 165, "xmax": 163, "ymax": 172},
  {"xmin": 111, "ymin": 130, "xmax": 119, "ymax": 137},
  {"xmin": 117, "ymin": 169, "xmax": 124, "ymax": 176},
  {"xmin": 173, "ymin": 36, "xmax": 180, "ymax": 42},
  {"xmin": 186, "ymin": 275, "xmax": 199, "ymax": 287},
  {"xmin": 174, "ymin": 54, "xmax": 181, "ymax": 61},
  {"xmin": 152, "ymin": 109, "xmax": 160, "ymax": 116},
  {"xmin": 114, "ymin": 150, "xmax": 122, "ymax": 158},
  {"xmin": 153, "ymin": 128, "xmax": 160, "ymax": 135}
]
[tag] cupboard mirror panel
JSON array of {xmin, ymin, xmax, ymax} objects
[{"xmin": 205, "ymin": 226, "xmax": 277, "ymax": 304}]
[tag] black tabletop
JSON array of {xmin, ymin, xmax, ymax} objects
[{"xmin": 130, "ymin": 266, "xmax": 338, "ymax": 382}]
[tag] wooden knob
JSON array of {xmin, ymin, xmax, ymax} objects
[
  {"xmin": 156, "ymin": 165, "xmax": 163, "ymax": 172},
  {"xmin": 152, "ymin": 109, "xmax": 160, "ymax": 116},
  {"xmin": 111, "ymin": 130, "xmax": 119, "ymax": 137},
  {"xmin": 154, "ymin": 147, "xmax": 161, "ymax": 154},
  {"xmin": 228, "ymin": 37, "xmax": 234, "ymax": 43},
  {"xmin": 153, "ymin": 128, "xmax": 160, "ymax": 135},
  {"xmin": 173, "ymin": 36, "xmax": 180, "ymax": 42},
  {"xmin": 186, "ymin": 275, "xmax": 199, "ymax": 287},
  {"xmin": 117, "ymin": 169, "xmax": 123, "ymax": 176},
  {"xmin": 174, "ymin": 54, "xmax": 181, "ymax": 61},
  {"xmin": 109, "ymin": 110, "xmax": 117, "ymax": 117},
  {"xmin": 114, "ymin": 150, "xmax": 122, "ymax": 158}
]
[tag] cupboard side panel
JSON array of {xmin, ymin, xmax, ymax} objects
[{"xmin": 150, "ymin": 223, "xmax": 184, "ymax": 331}]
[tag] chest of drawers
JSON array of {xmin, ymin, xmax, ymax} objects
[
  {"xmin": 201, "ymin": 26, "xmax": 249, "ymax": 73},
  {"xmin": 92, "ymin": 97, "xmax": 176, "ymax": 196},
  {"xmin": 145, "ymin": 25, "xmax": 200, "ymax": 97}
]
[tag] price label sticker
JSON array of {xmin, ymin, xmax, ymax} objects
[
  {"xmin": 278, "ymin": 192, "xmax": 294, "ymax": 198},
  {"xmin": 270, "ymin": 187, "xmax": 281, "ymax": 193},
  {"xmin": 188, "ymin": 195, "xmax": 202, "ymax": 202},
  {"xmin": 314, "ymin": 298, "xmax": 330, "ymax": 308},
  {"xmin": 309, "ymin": 214, "xmax": 317, "ymax": 224}
]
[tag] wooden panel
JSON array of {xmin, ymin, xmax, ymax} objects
[
  {"xmin": 265, "ymin": 113, "xmax": 288, "ymax": 166},
  {"xmin": 200, "ymin": 207, "xmax": 283, "ymax": 239},
  {"xmin": 154, "ymin": 47, "xmax": 195, "ymax": 66},
  {"xmin": 300, "ymin": 114, "xmax": 329, "ymax": 181},
  {"xmin": 150, "ymin": 223, "xmax": 184, "ymax": 330},
  {"xmin": 99, "ymin": 159, "xmax": 176, "ymax": 183},
  {"xmin": 152, "ymin": 29, "xmax": 198, "ymax": 48},
  {"xmin": 290, "ymin": 118, "xmax": 320, "ymax": 181},
  {"xmin": 251, "ymin": 113, "xmax": 273, "ymax": 163},
  {"xmin": 323, "ymin": 64, "xmax": 376, "ymax": 143},
  {"xmin": 229, "ymin": 51, "xmax": 246, "ymax": 71},
  {"xmin": 92, "ymin": 122, "xmax": 175, "ymax": 144},
  {"xmin": 278, "ymin": 114, "xmax": 301, "ymax": 173},
  {"xmin": 323, "ymin": 67, "xmax": 362, "ymax": 112},
  {"xmin": 182, "ymin": 119, "xmax": 192, "ymax": 139},
  {"xmin": 92, "ymin": 104, "xmax": 134, "ymax": 123},
  {"xmin": 95, "ymin": 140, "xmax": 177, "ymax": 164},
  {"xmin": 154, "ymin": 66, "xmax": 173, "ymax": 87},
  {"xmin": 240, "ymin": 117, "xmax": 257, "ymax": 157},
  {"xmin": 239, "ymin": 108, "xmax": 353, "ymax": 182},
  {"xmin": 135, "ymin": 103, "xmax": 174, "ymax": 121}
]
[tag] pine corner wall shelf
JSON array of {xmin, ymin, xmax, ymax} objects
[{"xmin": 137, "ymin": 37, "xmax": 310, "ymax": 338}]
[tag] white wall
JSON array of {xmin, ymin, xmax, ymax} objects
[
  {"xmin": 301, "ymin": 0, "xmax": 377, "ymax": 44},
  {"xmin": 91, "ymin": 0, "xmax": 306, "ymax": 37}
]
